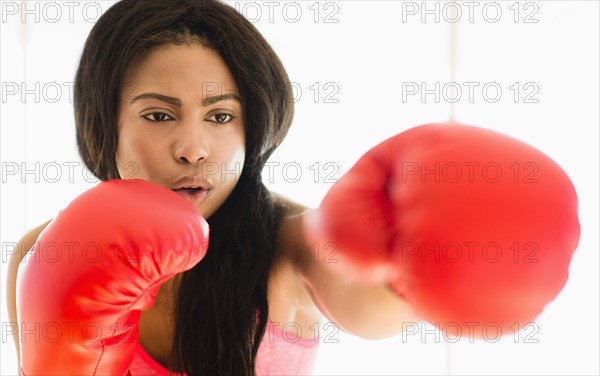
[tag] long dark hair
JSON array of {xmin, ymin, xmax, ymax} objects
[{"xmin": 74, "ymin": 1, "xmax": 295, "ymax": 374}]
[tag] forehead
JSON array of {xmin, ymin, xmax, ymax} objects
[{"xmin": 123, "ymin": 44, "xmax": 238, "ymax": 96}]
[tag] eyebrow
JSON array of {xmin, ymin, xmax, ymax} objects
[{"xmin": 130, "ymin": 92, "xmax": 242, "ymax": 107}]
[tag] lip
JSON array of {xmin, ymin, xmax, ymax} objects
[
  {"xmin": 172, "ymin": 187, "xmax": 210, "ymax": 206},
  {"xmin": 171, "ymin": 176, "xmax": 214, "ymax": 190},
  {"xmin": 170, "ymin": 176, "xmax": 213, "ymax": 206}
]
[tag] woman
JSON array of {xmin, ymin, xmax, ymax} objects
[
  {"xmin": 8, "ymin": 1, "xmax": 579, "ymax": 375},
  {"xmin": 7, "ymin": 0, "xmax": 414, "ymax": 374}
]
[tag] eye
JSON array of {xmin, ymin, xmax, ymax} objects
[
  {"xmin": 208, "ymin": 113, "xmax": 234, "ymax": 124},
  {"xmin": 142, "ymin": 112, "xmax": 174, "ymax": 122}
]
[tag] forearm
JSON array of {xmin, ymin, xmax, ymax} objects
[
  {"xmin": 300, "ymin": 256, "xmax": 418, "ymax": 340},
  {"xmin": 300, "ymin": 123, "xmax": 579, "ymax": 341},
  {"xmin": 293, "ymin": 211, "xmax": 419, "ymax": 340}
]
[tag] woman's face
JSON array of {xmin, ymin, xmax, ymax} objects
[{"xmin": 116, "ymin": 43, "xmax": 245, "ymax": 218}]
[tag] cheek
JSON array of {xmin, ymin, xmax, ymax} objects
[
  {"xmin": 227, "ymin": 129, "xmax": 246, "ymax": 168},
  {"xmin": 213, "ymin": 129, "xmax": 245, "ymax": 184},
  {"xmin": 116, "ymin": 127, "xmax": 164, "ymax": 179}
]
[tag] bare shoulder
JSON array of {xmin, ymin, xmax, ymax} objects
[
  {"xmin": 6, "ymin": 219, "xmax": 53, "ymax": 364},
  {"xmin": 271, "ymin": 191, "xmax": 314, "ymax": 218},
  {"xmin": 9, "ymin": 219, "xmax": 53, "ymax": 266},
  {"xmin": 7, "ymin": 219, "xmax": 53, "ymax": 289},
  {"xmin": 270, "ymin": 192, "xmax": 323, "ymax": 318},
  {"xmin": 270, "ymin": 191, "xmax": 315, "ymax": 268}
]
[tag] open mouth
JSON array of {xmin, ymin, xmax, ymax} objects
[
  {"xmin": 172, "ymin": 187, "xmax": 209, "ymax": 205},
  {"xmin": 176, "ymin": 187, "xmax": 202, "ymax": 193}
]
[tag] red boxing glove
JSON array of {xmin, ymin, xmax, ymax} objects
[
  {"xmin": 304, "ymin": 123, "xmax": 580, "ymax": 337},
  {"xmin": 16, "ymin": 179, "xmax": 209, "ymax": 375}
]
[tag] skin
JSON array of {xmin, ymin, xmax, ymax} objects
[
  {"xmin": 7, "ymin": 43, "xmax": 417, "ymax": 371},
  {"xmin": 116, "ymin": 43, "xmax": 245, "ymax": 220},
  {"xmin": 115, "ymin": 43, "xmax": 322, "ymax": 366}
]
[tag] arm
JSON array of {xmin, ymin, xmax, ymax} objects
[
  {"xmin": 272, "ymin": 193, "xmax": 419, "ymax": 340},
  {"xmin": 6, "ymin": 220, "xmax": 52, "ymax": 371},
  {"xmin": 16, "ymin": 180, "xmax": 208, "ymax": 375},
  {"xmin": 299, "ymin": 123, "xmax": 579, "ymax": 339}
]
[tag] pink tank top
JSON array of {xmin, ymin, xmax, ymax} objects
[{"xmin": 127, "ymin": 320, "xmax": 320, "ymax": 375}]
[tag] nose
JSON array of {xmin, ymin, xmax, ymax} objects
[{"xmin": 173, "ymin": 121, "xmax": 209, "ymax": 164}]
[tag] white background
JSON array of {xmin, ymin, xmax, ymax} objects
[{"xmin": 1, "ymin": 1, "xmax": 598, "ymax": 375}]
